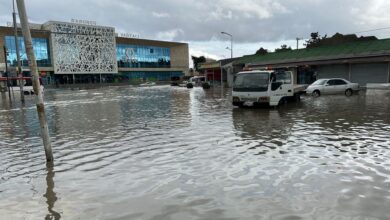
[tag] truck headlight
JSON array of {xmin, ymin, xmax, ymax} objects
[{"xmin": 233, "ymin": 96, "xmax": 240, "ymax": 102}]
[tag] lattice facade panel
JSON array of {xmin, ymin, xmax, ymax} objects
[{"xmin": 45, "ymin": 22, "xmax": 118, "ymax": 74}]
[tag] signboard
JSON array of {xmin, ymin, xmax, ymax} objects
[
  {"xmin": 119, "ymin": 33, "xmax": 140, "ymax": 39},
  {"xmin": 70, "ymin": 18, "xmax": 96, "ymax": 26}
]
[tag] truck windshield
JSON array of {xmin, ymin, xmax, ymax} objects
[{"xmin": 233, "ymin": 72, "xmax": 269, "ymax": 92}]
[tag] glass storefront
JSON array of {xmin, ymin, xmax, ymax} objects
[
  {"xmin": 120, "ymin": 71, "xmax": 183, "ymax": 81},
  {"xmin": 51, "ymin": 72, "xmax": 183, "ymax": 85},
  {"xmin": 116, "ymin": 44, "xmax": 170, "ymax": 68},
  {"xmin": 4, "ymin": 36, "xmax": 51, "ymax": 67}
]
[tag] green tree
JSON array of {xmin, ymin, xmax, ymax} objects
[
  {"xmin": 255, "ymin": 47, "xmax": 268, "ymax": 55},
  {"xmin": 191, "ymin": 56, "xmax": 206, "ymax": 71},
  {"xmin": 275, "ymin": 44, "xmax": 292, "ymax": 52},
  {"xmin": 305, "ymin": 32, "xmax": 327, "ymax": 48}
]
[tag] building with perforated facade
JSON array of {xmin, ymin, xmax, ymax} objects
[{"xmin": 0, "ymin": 20, "xmax": 189, "ymax": 85}]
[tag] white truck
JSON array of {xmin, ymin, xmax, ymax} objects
[{"xmin": 232, "ymin": 70, "xmax": 306, "ymax": 107}]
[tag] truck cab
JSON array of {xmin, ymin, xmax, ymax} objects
[{"xmin": 232, "ymin": 70, "xmax": 304, "ymax": 107}]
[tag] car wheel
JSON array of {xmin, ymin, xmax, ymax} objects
[
  {"xmin": 345, "ymin": 89, "xmax": 353, "ymax": 97},
  {"xmin": 312, "ymin": 90, "xmax": 320, "ymax": 97}
]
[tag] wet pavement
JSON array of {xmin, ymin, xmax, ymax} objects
[{"xmin": 0, "ymin": 86, "xmax": 390, "ymax": 220}]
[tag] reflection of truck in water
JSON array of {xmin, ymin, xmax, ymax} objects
[{"xmin": 232, "ymin": 70, "xmax": 306, "ymax": 107}]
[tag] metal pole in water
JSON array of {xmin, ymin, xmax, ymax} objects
[
  {"xmin": 3, "ymin": 46, "xmax": 11, "ymax": 100},
  {"xmin": 16, "ymin": 0, "xmax": 53, "ymax": 162},
  {"xmin": 220, "ymin": 61, "xmax": 223, "ymax": 87},
  {"xmin": 13, "ymin": 0, "xmax": 24, "ymax": 103}
]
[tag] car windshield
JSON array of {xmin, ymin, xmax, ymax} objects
[
  {"xmin": 311, "ymin": 79, "xmax": 327, "ymax": 85},
  {"xmin": 233, "ymin": 72, "xmax": 269, "ymax": 92}
]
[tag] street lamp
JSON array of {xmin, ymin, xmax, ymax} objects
[{"xmin": 221, "ymin": 31, "xmax": 233, "ymax": 58}]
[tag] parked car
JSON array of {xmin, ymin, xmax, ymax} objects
[
  {"xmin": 305, "ymin": 78, "xmax": 359, "ymax": 97},
  {"xmin": 184, "ymin": 76, "xmax": 208, "ymax": 88}
]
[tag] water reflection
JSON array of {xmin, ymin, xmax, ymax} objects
[
  {"xmin": 0, "ymin": 87, "xmax": 389, "ymax": 219},
  {"xmin": 44, "ymin": 162, "xmax": 61, "ymax": 220}
]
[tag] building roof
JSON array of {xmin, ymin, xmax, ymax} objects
[
  {"xmin": 234, "ymin": 38, "xmax": 390, "ymax": 67},
  {"xmin": 199, "ymin": 58, "xmax": 238, "ymax": 69}
]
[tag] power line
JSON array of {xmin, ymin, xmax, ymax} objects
[{"xmin": 354, "ymin": 26, "xmax": 390, "ymax": 34}]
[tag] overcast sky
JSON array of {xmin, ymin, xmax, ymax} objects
[{"xmin": 2, "ymin": 0, "xmax": 390, "ymax": 65}]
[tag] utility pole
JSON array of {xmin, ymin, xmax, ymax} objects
[
  {"xmin": 16, "ymin": 0, "xmax": 53, "ymax": 162},
  {"xmin": 13, "ymin": 0, "xmax": 24, "ymax": 102},
  {"xmin": 296, "ymin": 37, "xmax": 302, "ymax": 50}
]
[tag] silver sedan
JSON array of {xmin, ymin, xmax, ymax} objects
[{"xmin": 305, "ymin": 78, "xmax": 360, "ymax": 97}]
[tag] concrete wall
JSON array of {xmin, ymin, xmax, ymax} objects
[{"xmin": 170, "ymin": 44, "xmax": 189, "ymax": 74}]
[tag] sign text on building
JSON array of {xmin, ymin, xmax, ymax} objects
[
  {"xmin": 70, "ymin": 19, "xmax": 97, "ymax": 26},
  {"xmin": 119, "ymin": 33, "xmax": 140, "ymax": 39}
]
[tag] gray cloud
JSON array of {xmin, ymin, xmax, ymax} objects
[
  {"xmin": 2, "ymin": 0, "xmax": 390, "ymax": 60},
  {"xmin": 1, "ymin": 0, "xmax": 390, "ymax": 43}
]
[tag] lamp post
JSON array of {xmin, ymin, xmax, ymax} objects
[
  {"xmin": 221, "ymin": 32, "xmax": 233, "ymax": 58},
  {"xmin": 225, "ymin": 46, "xmax": 232, "ymax": 55}
]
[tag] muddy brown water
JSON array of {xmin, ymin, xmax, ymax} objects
[{"xmin": 0, "ymin": 86, "xmax": 389, "ymax": 220}]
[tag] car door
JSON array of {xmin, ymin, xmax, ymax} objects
[
  {"xmin": 323, "ymin": 79, "xmax": 337, "ymax": 94},
  {"xmin": 271, "ymin": 71, "xmax": 293, "ymax": 95},
  {"xmin": 334, "ymin": 79, "xmax": 348, "ymax": 93}
]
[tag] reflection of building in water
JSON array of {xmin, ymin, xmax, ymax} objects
[
  {"xmin": 0, "ymin": 21, "xmax": 188, "ymax": 85},
  {"xmin": 168, "ymin": 89, "xmax": 191, "ymax": 125},
  {"xmin": 49, "ymin": 91, "xmax": 122, "ymax": 136}
]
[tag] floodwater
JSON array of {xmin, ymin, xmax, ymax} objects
[{"xmin": 0, "ymin": 86, "xmax": 390, "ymax": 220}]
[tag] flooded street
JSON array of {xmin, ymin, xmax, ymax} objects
[{"xmin": 1, "ymin": 86, "xmax": 390, "ymax": 220}]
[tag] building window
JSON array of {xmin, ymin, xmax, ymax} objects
[
  {"xmin": 4, "ymin": 36, "xmax": 51, "ymax": 67},
  {"xmin": 116, "ymin": 44, "xmax": 171, "ymax": 68}
]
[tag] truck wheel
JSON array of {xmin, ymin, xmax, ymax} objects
[
  {"xmin": 232, "ymin": 102, "xmax": 244, "ymax": 107},
  {"xmin": 186, "ymin": 83, "xmax": 193, "ymax": 88},
  {"xmin": 294, "ymin": 93, "xmax": 301, "ymax": 101},
  {"xmin": 278, "ymin": 97, "xmax": 287, "ymax": 106},
  {"xmin": 313, "ymin": 90, "xmax": 320, "ymax": 97},
  {"xmin": 345, "ymin": 89, "xmax": 353, "ymax": 97}
]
